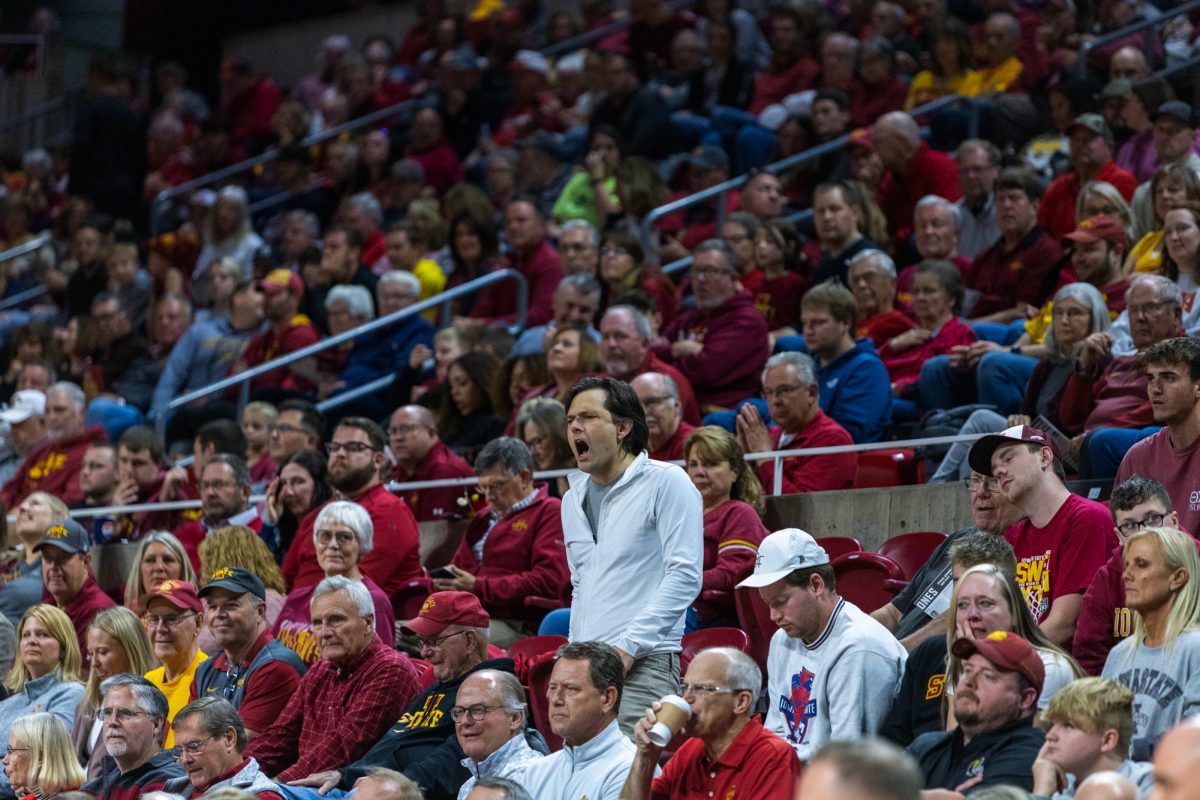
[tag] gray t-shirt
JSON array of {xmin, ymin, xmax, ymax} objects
[
  {"xmin": 1102, "ymin": 629, "xmax": 1200, "ymax": 760},
  {"xmin": 0, "ymin": 556, "xmax": 42, "ymax": 626},
  {"xmin": 584, "ymin": 478, "xmax": 615, "ymax": 538}
]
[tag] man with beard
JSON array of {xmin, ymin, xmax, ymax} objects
[
  {"xmin": 907, "ymin": 632, "xmax": 1045, "ymax": 792},
  {"xmin": 172, "ymin": 454, "xmax": 262, "ymax": 567},
  {"xmin": 84, "ymin": 674, "xmax": 184, "ymax": 800},
  {"xmin": 281, "ymin": 417, "xmax": 420, "ymax": 595}
]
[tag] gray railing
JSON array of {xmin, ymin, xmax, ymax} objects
[
  {"xmin": 640, "ymin": 93, "xmax": 976, "ymax": 267},
  {"xmin": 148, "ymin": 98, "xmax": 416, "ymax": 234},
  {"xmin": 1076, "ymin": 0, "xmax": 1200, "ymax": 78},
  {"xmin": 0, "ymin": 235, "xmax": 53, "ymax": 311},
  {"xmin": 158, "ymin": 267, "xmax": 528, "ymax": 435}
]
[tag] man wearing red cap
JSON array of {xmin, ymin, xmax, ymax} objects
[
  {"xmin": 908, "ymin": 631, "xmax": 1046, "ymax": 792},
  {"xmin": 291, "ymin": 591, "xmax": 517, "ymax": 799},
  {"xmin": 37, "ymin": 517, "xmax": 116, "ymax": 665},
  {"xmin": 967, "ymin": 426, "xmax": 1117, "ymax": 647},
  {"xmin": 235, "ymin": 268, "xmax": 319, "ymax": 395},
  {"xmin": 143, "ymin": 579, "xmax": 208, "ymax": 748}
]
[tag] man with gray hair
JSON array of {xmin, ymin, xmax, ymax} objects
[
  {"xmin": 559, "ymin": 220, "xmax": 600, "ymax": 277},
  {"xmin": 954, "ymin": 139, "xmax": 1002, "ymax": 259},
  {"xmin": 659, "ymin": 240, "xmax": 770, "ymax": 409},
  {"xmin": 343, "ymin": 192, "xmax": 387, "ymax": 267},
  {"xmin": 467, "ymin": 777, "xmax": 532, "ymax": 800},
  {"xmin": 872, "ymin": 111, "xmax": 962, "ymax": 245},
  {"xmin": 622, "ymin": 647, "xmax": 800, "ymax": 799},
  {"xmin": 85, "ymin": 674, "xmax": 184, "ymax": 799},
  {"xmin": 164, "ymin": 697, "xmax": 283, "ymax": 799},
  {"xmin": 600, "ymin": 306, "xmax": 700, "ymax": 425},
  {"xmin": 173, "ymin": 454, "xmax": 262, "ymax": 565},
  {"xmin": 245, "ymin": 576, "xmax": 420, "ymax": 782},
  {"xmin": 735, "ymin": 352, "xmax": 857, "ymax": 494},
  {"xmin": 435, "ymin": 437, "xmax": 568, "ymax": 646},
  {"xmin": 631, "ymin": 373, "xmax": 694, "ymax": 462},
  {"xmin": 456, "ymin": 670, "xmax": 544, "ymax": 799},
  {"xmin": 511, "ymin": 274, "xmax": 602, "ymax": 358},
  {"xmin": 800, "ymin": 739, "xmax": 923, "ymax": 800},
  {"xmin": 846, "ymin": 249, "xmax": 915, "ymax": 348},
  {"xmin": 194, "ymin": 568, "xmax": 306, "ymax": 738},
  {"xmin": 0, "ymin": 380, "xmax": 106, "ymax": 507}
]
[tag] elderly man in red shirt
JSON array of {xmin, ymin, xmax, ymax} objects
[
  {"xmin": 735, "ymin": 352, "xmax": 856, "ymax": 495},
  {"xmin": 622, "ymin": 646, "xmax": 801, "ymax": 799},
  {"xmin": 873, "ymin": 111, "xmax": 962, "ymax": 245},
  {"xmin": 388, "ymin": 404, "xmax": 473, "ymax": 522},
  {"xmin": 601, "ymin": 306, "xmax": 701, "ymax": 425},
  {"xmin": 1039, "ymin": 114, "xmax": 1138, "ymax": 240},
  {"xmin": 245, "ymin": 576, "xmax": 420, "ymax": 782},
  {"xmin": 632, "ymin": 373, "xmax": 695, "ymax": 463}
]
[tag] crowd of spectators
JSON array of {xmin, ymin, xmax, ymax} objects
[{"xmin": 4, "ymin": 0, "xmax": 1200, "ymax": 796}]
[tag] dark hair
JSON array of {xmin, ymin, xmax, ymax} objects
[
  {"xmin": 993, "ymin": 167, "xmax": 1044, "ymax": 200},
  {"xmin": 276, "ymin": 449, "xmax": 333, "ymax": 553},
  {"xmin": 327, "ymin": 224, "xmax": 363, "ymax": 251},
  {"xmin": 1130, "ymin": 77, "xmax": 1175, "ymax": 121},
  {"xmin": 277, "ymin": 399, "xmax": 324, "ymax": 438},
  {"xmin": 915, "ymin": 260, "xmax": 966, "ymax": 315},
  {"xmin": 439, "ymin": 352, "xmax": 504, "ymax": 434},
  {"xmin": 196, "ymin": 419, "xmax": 247, "ymax": 459},
  {"xmin": 814, "ymin": 87, "xmax": 850, "ymax": 111},
  {"xmin": 1137, "ymin": 336, "xmax": 1200, "ymax": 380},
  {"xmin": 448, "ymin": 210, "xmax": 500, "ymax": 274},
  {"xmin": 118, "ymin": 425, "xmax": 164, "ymax": 464},
  {"xmin": 12, "ymin": 322, "xmax": 58, "ymax": 368},
  {"xmin": 175, "ymin": 697, "xmax": 248, "ymax": 752},
  {"xmin": 336, "ymin": 417, "xmax": 386, "ymax": 451},
  {"xmin": 556, "ymin": 641, "xmax": 625, "ymax": 707},
  {"xmin": 563, "ymin": 376, "xmax": 649, "ymax": 456},
  {"xmin": 926, "ymin": 17, "xmax": 973, "ymax": 76},
  {"xmin": 1110, "ymin": 474, "xmax": 1174, "ymax": 514},
  {"xmin": 600, "ymin": 230, "xmax": 644, "ymax": 270},
  {"xmin": 785, "ymin": 562, "xmax": 838, "ymax": 592},
  {"xmin": 756, "ymin": 217, "xmax": 804, "ymax": 272},
  {"xmin": 586, "ymin": 124, "xmax": 624, "ymax": 160}
]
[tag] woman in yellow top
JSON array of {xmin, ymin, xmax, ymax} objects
[
  {"xmin": 904, "ymin": 19, "xmax": 977, "ymax": 110},
  {"xmin": 140, "ymin": 581, "xmax": 205, "ymax": 749},
  {"xmin": 1125, "ymin": 164, "xmax": 1200, "ymax": 275}
]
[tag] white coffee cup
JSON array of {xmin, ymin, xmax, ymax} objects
[{"xmin": 647, "ymin": 694, "xmax": 692, "ymax": 747}]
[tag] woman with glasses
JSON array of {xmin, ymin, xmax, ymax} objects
[
  {"xmin": 0, "ymin": 605, "xmax": 82, "ymax": 798},
  {"xmin": 5, "ymin": 713, "xmax": 84, "ymax": 799},
  {"xmin": 71, "ymin": 607, "xmax": 153, "ymax": 780},
  {"xmin": 930, "ymin": 282, "xmax": 1112, "ymax": 482},
  {"xmin": 596, "ymin": 230, "xmax": 677, "ymax": 326},
  {"xmin": 1102, "ymin": 526, "xmax": 1200, "ymax": 760},
  {"xmin": 516, "ymin": 398, "xmax": 574, "ymax": 498},
  {"xmin": 122, "ymin": 532, "xmax": 197, "ymax": 614},
  {"xmin": 196, "ymin": 526, "xmax": 288, "ymax": 655},
  {"xmin": 262, "ymin": 450, "xmax": 332, "ymax": 563},
  {"xmin": 273, "ymin": 501, "xmax": 395, "ymax": 666},
  {"xmin": 142, "ymin": 581, "xmax": 205, "ymax": 749}
]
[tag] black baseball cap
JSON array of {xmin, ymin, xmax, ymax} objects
[{"xmin": 198, "ymin": 567, "xmax": 266, "ymax": 602}]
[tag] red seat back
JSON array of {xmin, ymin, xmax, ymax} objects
[
  {"xmin": 526, "ymin": 655, "xmax": 563, "ymax": 752},
  {"xmin": 734, "ymin": 587, "xmax": 777, "ymax": 675},
  {"xmin": 855, "ymin": 449, "xmax": 925, "ymax": 488},
  {"xmin": 680, "ymin": 627, "xmax": 751, "ymax": 673},
  {"xmin": 507, "ymin": 635, "xmax": 567, "ymax": 684},
  {"xmin": 816, "ymin": 536, "xmax": 863, "ymax": 561},
  {"xmin": 410, "ymin": 658, "xmax": 436, "ymax": 690},
  {"xmin": 391, "ymin": 577, "xmax": 433, "ymax": 622},
  {"xmin": 831, "ymin": 552, "xmax": 906, "ymax": 613},
  {"xmin": 878, "ymin": 531, "xmax": 948, "ymax": 580}
]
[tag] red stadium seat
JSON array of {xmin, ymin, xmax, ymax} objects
[
  {"xmin": 410, "ymin": 658, "xmax": 436, "ymax": 690},
  {"xmin": 855, "ymin": 449, "xmax": 925, "ymax": 488},
  {"xmin": 815, "ymin": 536, "xmax": 863, "ymax": 560},
  {"xmin": 391, "ymin": 575, "xmax": 433, "ymax": 621},
  {"xmin": 681, "ymin": 627, "xmax": 751, "ymax": 674},
  {"xmin": 734, "ymin": 587, "xmax": 777, "ymax": 675},
  {"xmin": 507, "ymin": 635, "xmax": 567, "ymax": 684},
  {"xmin": 527, "ymin": 655, "xmax": 563, "ymax": 752},
  {"xmin": 831, "ymin": 552, "xmax": 907, "ymax": 613},
  {"xmin": 878, "ymin": 531, "xmax": 948, "ymax": 580}
]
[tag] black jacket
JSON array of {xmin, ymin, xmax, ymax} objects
[{"xmin": 908, "ymin": 714, "xmax": 1045, "ymax": 791}]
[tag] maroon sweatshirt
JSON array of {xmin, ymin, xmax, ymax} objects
[{"xmin": 659, "ymin": 290, "xmax": 770, "ymax": 409}]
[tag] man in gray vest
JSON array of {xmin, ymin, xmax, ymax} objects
[
  {"xmin": 165, "ymin": 697, "xmax": 283, "ymax": 799},
  {"xmin": 192, "ymin": 568, "xmax": 306, "ymax": 738}
]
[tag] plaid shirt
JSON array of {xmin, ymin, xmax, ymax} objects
[{"xmin": 245, "ymin": 636, "xmax": 419, "ymax": 782}]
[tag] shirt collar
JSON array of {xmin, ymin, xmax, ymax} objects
[
  {"xmin": 497, "ymin": 487, "xmax": 540, "ymax": 520},
  {"xmin": 462, "ymin": 731, "xmax": 532, "ymax": 777}
]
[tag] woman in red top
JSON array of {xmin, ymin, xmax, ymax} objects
[
  {"xmin": 598, "ymin": 231, "xmax": 678, "ymax": 325},
  {"xmin": 879, "ymin": 260, "xmax": 976, "ymax": 416},
  {"xmin": 752, "ymin": 217, "xmax": 809, "ymax": 337},
  {"xmin": 684, "ymin": 426, "xmax": 769, "ymax": 628}
]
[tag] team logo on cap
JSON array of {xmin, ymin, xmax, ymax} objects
[
  {"xmin": 420, "ymin": 596, "xmax": 437, "ymax": 614},
  {"xmin": 158, "ymin": 580, "xmax": 181, "ymax": 593},
  {"xmin": 211, "ymin": 568, "xmax": 235, "ymax": 581},
  {"xmin": 46, "ymin": 524, "xmax": 69, "ymax": 539}
]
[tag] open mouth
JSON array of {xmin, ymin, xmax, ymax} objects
[{"xmin": 574, "ymin": 438, "xmax": 589, "ymax": 457}]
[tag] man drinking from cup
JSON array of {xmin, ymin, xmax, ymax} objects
[{"xmin": 620, "ymin": 647, "xmax": 800, "ymax": 799}]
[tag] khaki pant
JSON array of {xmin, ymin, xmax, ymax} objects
[{"xmin": 488, "ymin": 618, "xmax": 534, "ymax": 649}]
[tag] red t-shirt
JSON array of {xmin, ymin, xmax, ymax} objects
[
  {"xmin": 756, "ymin": 411, "xmax": 856, "ymax": 495},
  {"xmin": 696, "ymin": 499, "xmax": 768, "ymax": 623},
  {"xmin": 188, "ymin": 630, "xmax": 304, "ymax": 733},
  {"xmin": 394, "ymin": 439, "xmax": 474, "ymax": 522},
  {"xmin": 1038, "ymin": 161, "xmax": 1138, "ymax": 241},
  {"xmin": 753, "ymin": 272, "xmax": 807, "ymax": 331},
  {"xmin": 750, "ymin": 57, "xmax": 820, "ymax": 115},
  {"xmin": 1004, "ymin": 492, "xmax": 1119, "ymax": 623},
  {"xmin": 650, "ymin": 715, "xmax": 801, "ymax": 799},
  {"xmin": 649, "ymin": 421, "xmax": 695, "ymax": 463},
  {"xmin": 1116, "ymin": 428, "xmax": 1200, "ymax": 535},
  {"xmin": 858, "ymin": 310, "xmax": 916, "ymax": 350}
]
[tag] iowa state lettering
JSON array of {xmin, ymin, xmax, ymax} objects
[
  {"xmin": 1114, "ymin": 668, "xmax": 1183, "ymax": 708},
  {"xmin": 398, "ymin": 692, "xmax": 446, "ymax": 729}
]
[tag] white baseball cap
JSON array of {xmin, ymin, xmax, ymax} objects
[
  {"xmin": 0, "ymin": 390, "xmax": 46, "ymax": 425},
  {"xmin": 737, "ymin": 528, "xmax": 830, "ymax": 588}
]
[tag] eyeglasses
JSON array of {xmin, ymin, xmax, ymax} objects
[
  {"xmin": 96, "ymin": 708, "xmax": 154, "ymax": 723},
  {"xmin": 1128, "ymin": 300, "xmax": 1175, "ymax": 318},
  {"xmin": 327, "ymin": 442, "xmax": 379, "ymax": 455},
  {"xmin": 170, "ymin": 736, "xmax": 213, "ymax": 760},
  {"xmin": 477, "ymin": 475, "xmax": 517, "ymax": 495},
  {"xmin": 418, "ymin": 630, "xmax": 469, "ymax": 651},
  {"xmin": 450, "ymin": 704, "xmax": 503, "ymax": 722},
  {"xmin": 1117, "ymin": 512, "xmax": 1166, "ymax": 537},
  {"xmin": 316, "ymin": 529, "xmax": 357, "ymax": 546},
  {"xmin": 693, "ymin": 267, "xmax": 734, "ymax": 279},
  {"xmin": 677, "ymin": 683, "xmax": 748, "ymax": 697},
  {"xmin": 142, "ymin": 612, "xmax": 197, "ymax": 629},
  {"xmin": 388, "ymin": 424, "xmax": 421, "ymax": 437},
  {"xmin": 762, "ymin": 384, "xmax": 803, "ymax": 401},
  {"xmin": 600, "ymin": 246, "xmax": 629, "ymax": 257},
  {"xmin": 269, "ymin": 423, "xmax": 311, "ymax": 436},
  {"xmin": 967, "ymin": 476, "xmax": 1000, "ymax": 493},
  {"xmin": 639, "ymin": 395, "xmax": 676, "ymax": 410},
  {"xmin": 198, "ymin": 479, "xmax": 237, "ymax": 492}
]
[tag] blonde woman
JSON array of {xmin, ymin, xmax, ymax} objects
[
  {"xmin": 5, "ymin": 712, "xmax": 84, "ymax": 799},
  {"xmin": 122, "ymin": 531, "xmax": 196, "ymax": 614},
  {"xmin": 196, "ymin": 526, "xmax": 287, "ymax": 653},
  {"xmin": 0, "ymin": 605, "xmax": 83, "ymax": 797},
  {"xmin": 1102, "ymin": 526, "xmax": 1200, "ymax": 760},
  {"xmin": 71, "ymin": 607, "xmax": 154, "ymax": 780},
  {"xmin": 0, "ymin": 493, "xmax": 69, "ymax": 624}
]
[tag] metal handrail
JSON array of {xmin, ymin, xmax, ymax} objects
[
  {"xmin": 161, "ymin": 267, "xmax": 528, "ymax": 429},
  {"xmin": 1076, "ymin": 0, "xmax": 1200, "ymax": 78},
  {"xmin": 316, "ymin": 374, "xmax": 394, "ymax": 413},
  {"xmin": 662, "ymin": 206, "xmax": 814, "ymax": 277},
  {"xmin": 640, "ymin": 93, "xmax": 974, "ymax": 266},
  {"xmin": 148, "ymin": 98, "xmax": 416, "ymax": 234},
  {"xmin": 540, "ymin": 0, "xmax": 696, "ymax": 57},
  {"xmin": 0, "ymin": 92, "xmax": 75, "ymax": 135},
  {"xmin": 0, "ymin": 234, "xmax": 52, "ymax": 266}
]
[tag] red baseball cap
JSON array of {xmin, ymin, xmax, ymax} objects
[
  {"xmin": 144, "ymin": 579, "xmax": 203, "ymax": 614},
  {"xmin": 967, "ymin": 424, "xmax": 1059, "ymax": 476},
  {"xmin": 952, "ymin": 631, "xmax": 1045, "ymax": 695},
  {"xmin": 847, "ymin": 127, "xmax": 874, "ymax": 152},
  {"xmin": 259, "ymin": 268, "xmax": 303, "ymax": 296},
  {"xmin": 1063, "ymin": 214, "xmax": 1128, "ymax": 250},
  {"xmin": 401, "ymin": 591, "xmax": 490, "ymax": 637}
]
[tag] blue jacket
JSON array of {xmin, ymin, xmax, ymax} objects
[
  {"xmin": 777, "ymin": 337, "xmax": 892, "ymax": 443},
  {"xmin": 151, "ymin": 316, "xmax": 262, "ymax": 419},
  {"xmin": 340, "ymin": 315, "xmax": 436, "ymax": 390}
]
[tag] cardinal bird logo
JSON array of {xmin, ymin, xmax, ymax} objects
[{"xmin": 781, "ymin": 668, "xmax": 817, "ymax": 743}]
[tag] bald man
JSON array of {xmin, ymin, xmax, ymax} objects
[
  {"xmin": 1109, "ymin": 47, "xmax": 1151, "ymax": 81},
  {"xmin": 1149, "ymin": 719, "xmax": 1200, "ymax": 800},
  {"xmin": 1076, "ymin": 772, "xmax": 1139, "ymax": 800},
  {"xmin": 873, "ymin": 111, "xmax": 962, "ymax": 245},
  {"xmin": 966, "ymin": 13, "xmax": 1025, "ymax": 95},
  {"xmin": 388, "ymin": 405, "xmax": 474, "ymax": 521}
]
